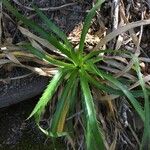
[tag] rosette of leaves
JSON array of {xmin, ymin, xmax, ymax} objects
[{"xmin": 3, "ymin": 0, "xmax": 149, "ymax": 149}]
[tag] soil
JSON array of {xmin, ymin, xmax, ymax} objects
[{"xmin": 0, "ymin": 98, "xmax": 65, "ymax": 150}]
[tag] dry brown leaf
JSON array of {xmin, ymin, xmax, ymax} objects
[
  {"xmin": 94, "ymin": 19, "xmax": 150, "ymax": 50},
  {"xmin": 109, "ymin": 129, "xmax": 117, "ymax": 150},
  {"xmin": 5, "ymin": 52, "xmax": 21, "ymax": 64},
  {"xmin": 99, "ymin": 65, "xmax": 137, "ymax": 81},
  {"xmin": 12, "ymin": 0, "xmax": 77, "ymax": 11},
  {"xmin": 115, "ymin": 35, "xmax": 123, "ymax": 50},
  {"xmin": 18, "ymin": 26, "xmax": 63, "ymax": 56},
  {"xmin": 103, "ymin": 59, "xmax": 126, "ymax": 70},
  {"xmin": 129, "ymin": 75, "xmax": 150, "ymax": 90},
  {"xmin": 29, "ymin": 38, "xmax": 45, "ymax": 52},
  {"xmin": 0, "ymin": 59, "xmax": 11, "ymax": 65}
]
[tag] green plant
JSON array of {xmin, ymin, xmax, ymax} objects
[
  {"xmin": 133, "ymin": 56, "xmax": 150, "ymax": 150},
  {"xmin": 2, "ymin": 0, "xmax": 149, "ymax": 149}
]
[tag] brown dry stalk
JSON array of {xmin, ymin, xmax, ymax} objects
[
  {"xmin": 12, "ymin": 0, "xmax": 77, "ymax": 11},
  {"xmin": 94, "ymin": 19, "xmax": 150, "ymax": 50}
]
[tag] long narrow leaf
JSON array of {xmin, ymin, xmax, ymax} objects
[
  {"xmin": 80, "ymin": 68, "xmax": 104, "ymax": 150},
  {"xmin": 24, "ymin": 44, "xmax": 74, "ymax": 68},
  {"xmin": 78, "ymin": 0, "xmax": 104, "ymax": 54},
  {"xmin": 50, "ymin": 70, "xmax": 78, "ymax": 136},
  {"xmin": 28, "ymin": 69, "xmax": 66, "ymax": 121},
  {"xmin": 2, "ymin": 0, "xmax": 71, "ymax": 57},
  {"xmin": 39, "ymin": 72, "xmax": 78, "ymax": 138},
  {"xmin": 33, "ymin": 7, "xmax": 79, "ymax": 64},
  {"xmin": 84, "ymin": 71, "xmax": 123, "ymax": 95},
  {"xmin": 85, "ymin": 63, "xmax": 146, "ymax": 98},
  {"xmin": 91, "ymin": 65, "xmax": 145, "ymax": 121},
  {"xmin": 66, "ymin": 78, "xmax": 78, "ymax": 138},
  {"xmin": 83, "ymin": 49, "xmax": 130, "ymax": 62},
  {"xmin": 133, "ymin": 56, "xmax": 150, "ymax": 150},
  {"xmin": 34, "ymin": 7, "xmax": 72, "ymax": 50}
]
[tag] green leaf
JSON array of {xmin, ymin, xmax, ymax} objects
[
  {"xmin": 78, "ymin": 0, "xmax": 104, "ymax": 55},
  {"xmin": 65, "ymin": 77, "xmax": 78, "ymax": 139},
  {"xmin": 84, "ymin": 62, "xmax": 146, "ymax": 98},
  {"xmin": 87, "ymin": 66, "xmax": 148, "ymax": 103},
  {"xmin": 83, "ymin": 49, "xmax": 131, "ymax": 62},
  {"xmin": 28, "ymin": 69, "xmax": 66, "ymax": 121},
  {"xmin": 87, "ymin": 64, "xmax": 145, "ymax": 121},
  {"xmin": 39, "ymin": 71, "xmax": 79, "ymax": 138},
  {"xmin": 84, "ymin": 71, "xmax": 123, "ymax": 95},
  {"xmin": 50, "ymin": 70, "xmax": 78, "ymax": 136},
  {"xmin": 133, "ymin": 56, "xmax": 150, "ymax": 150},
  {"xmin": 34, "ymin": 7, "xmax": 72, "ymax": 51},
  {"xmin": 2, "ymin": 0, "xmax": 71, "ymax": 57},
  {"xmin": 24, "ymin": 44, "xmax": 74, "ymax": 68},
  {"xmin": 80, "ymin": 68, "xmax": 104, "ymax": 150},
  {"xmin": 34, "ymin": 6, "xmax": 79, "ymax": 64},
  {"xmin": 97, "ymin": 66, "xmax": 144, "ymax": 121}
]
